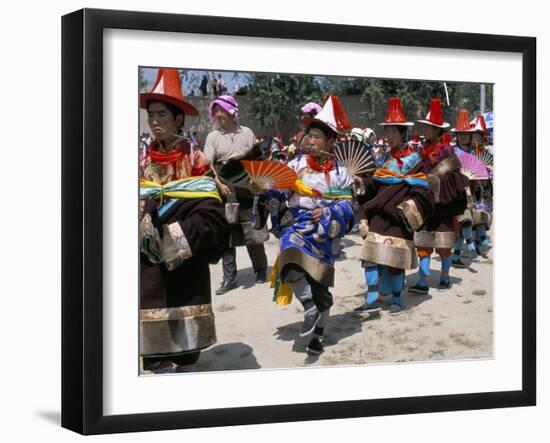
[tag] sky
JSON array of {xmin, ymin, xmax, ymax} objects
[{"xmin": 142, "ymin": 67, "xmax": 247, "ymax": 95}]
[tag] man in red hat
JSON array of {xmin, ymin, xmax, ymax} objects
[
  {"xmin": 204, "ymin": 95, "xmax": 269, "ymax": 294},
  {"xmin": 354, "ymin": 97, "xmax": 434, "ymax": 316},
  {"xmin": 410, "ymin": 98, "xmax": 469, "ymax": 294},
  {"xmin": 139, "ymin": 69, "xmax": 230, "ymax": 374}
]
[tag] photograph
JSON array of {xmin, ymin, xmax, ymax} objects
[{"xmin": 137, "ymin": 66, "xmax": 495, "ymax": 375}]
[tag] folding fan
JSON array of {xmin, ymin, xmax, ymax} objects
[
  {"xmin": 333, "ymin": 139, "xmax": 376, "ymax": 176},
  {"xmin": 241, "ymin": 160, "xmax": 297, "ymax": 190},
  {"xmin": 475, "ymin": 149, "xmax": 494, "ymax": 168},
  {"xmin": 458, "ymin": 152, "xmax": 490, "ymax": 180}
]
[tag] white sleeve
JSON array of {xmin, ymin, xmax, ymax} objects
[{"xmin": 203, "ymin": 132, "xmax": 217, "ymax": 164}]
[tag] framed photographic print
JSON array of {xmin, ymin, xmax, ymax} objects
[{"xmin": 62, "ymin": 8, "xmax": 536, "ymax": 435}]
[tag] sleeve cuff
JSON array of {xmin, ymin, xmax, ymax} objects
[
  {"xmin": 161, "ymin": 222, "xmax": 193, "ymax": 271},
  {"xmin": 139, "ymin": 214, "xmax": 163, "ymax": 264},
  {"xmin": 359, "ymin": 218, "xmax": 369, "ymax": 239},
  {"xmin": 397, "ymin": 199, "xmax": 424, "ymax": 232}
]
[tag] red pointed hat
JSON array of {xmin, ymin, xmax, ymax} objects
[
  {"xmin": 140, "ymin": 69, "xmax": 199, "ymax": 116},
  {"xmin": 303, "ymin": 95, "xmax": 352, "ymax": 134},
  {"xmin": 452, "ymin": 109, "xmax": 475, "ymax": 133},
  {"xmin": 417, "ymin": 98, "xmax": 450, "ymax": 129},
  {"xmin": 470, "ymin": 114, "xmax": 488, "ymax": 137},
  {"xmin": 379, "ymin": 97, "xmax": 413, "ymax": 127}
]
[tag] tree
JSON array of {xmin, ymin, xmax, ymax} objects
[{"xmin": 246, "ymin": 73, "xmax": 324, "ymax": 136}]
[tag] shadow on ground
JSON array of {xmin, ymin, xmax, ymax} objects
[{"xmin": 195, "ymin": 342, "xmax": 261, "ymax": 372}]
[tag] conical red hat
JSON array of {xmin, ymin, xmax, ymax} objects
[
  {"xmin": 470, "ymin": 114, "xmax": 488, "ymax": 136},
  {"xmin": 303, "ymin": 95, "xmax": 352, "ymax": 134},
  {"xmin": 140, "ymin": 69, "xmax": 199, "ymax": 116},
  {"xmin": 379, "ymin": 97, "xmax": 413, "ymax": 126},
  {"xmin": 417, "ymin": 98, "xmax": 450, "ymax": 129},
  {"xmin": 452, "ymin": 109, "xmax": 474, "ymax": 133}
]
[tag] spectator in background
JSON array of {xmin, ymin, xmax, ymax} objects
[
  {"xmin": 204, "ymin": 95, "xmax": 269, "ymax": 294},
  {"xmin": 199, "ymin": 74, "xmax": 208, "ymax": 96}
]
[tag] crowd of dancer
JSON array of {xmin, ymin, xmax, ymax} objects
[{"xmin": 138, "ymin": 69, "xmax": 493, "ymax": 373}]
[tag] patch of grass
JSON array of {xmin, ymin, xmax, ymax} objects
[
  {"xmin": 404, "ymin": 345, "xmax": 418, "ymax": 352},
  {"xmin": 435, "ymin": 339, "xmax": 448, "ymax": 348},
  {"xmin": 433, "ymin": 321, "xmax": 443, "ymax": 326},
  {"xmin": 463, "ymin": 299, "xmax": 473, "ymax": 304},
  {"xmin": 472, "ymin": 289, "xmax": 487, "ymax": 296},
  {"xmin": 429, "ymin": 348, "xmax": 445, "ymax": 359},
  {"xmin": 389, "ymin": 330, "xmax": 408, "ymax": 345},
  {"xmin": 450, "ymin": 332, "xmax": 480, "ymax": 348}
]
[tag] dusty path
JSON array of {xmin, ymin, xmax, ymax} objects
[{"xmin": 196, "ymin": 232, "xmax": 493, "ymax": 372}]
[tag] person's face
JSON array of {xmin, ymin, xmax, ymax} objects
[
  {"xmin": 472, "ymin": 132, "xmax": 484, "ymax": 148},
  {"xmin": 214, "ymin": 105, "xmax": 234, "ymax": 130},
  {"xmin": 422, "ymin": 124, "xmax": 440, "ymax": 143},
  {"xmin": 305, "ymin": 128, "xmax": 333, "ymax": 158},
  {"xmin": 384, "ymin": 126, "xmax": 405, "ymax": 149},
  {"xmin": 147, "ymin": 102, "xmax": 182, "ymax": 142},
  {"xmin": 457, "ymin": 133, "xmax": 472, "ymax": 147}
]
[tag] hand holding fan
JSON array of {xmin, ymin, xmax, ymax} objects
[
  {"xmin": 241, "ymin": 160, "xmax": 297, "ymax": 190},
  {"xmin": 241, "ymin": 160, "xmax": 298, "ymax": 224},
  {"xmin": 458, "ymin": 151, "xmax": 490, "ymax": 180},
  {"xmin": 333, "ymin": 139, "xmax": 376, "ymax": 176}
]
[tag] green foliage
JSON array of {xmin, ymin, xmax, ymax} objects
[
  {"xmin": 246, "ymin": 73, "xmax": 324, "ymax": 134},
  {"xmin": 321, "ymin": 76, "xmax": 492, "ymax": 125}
]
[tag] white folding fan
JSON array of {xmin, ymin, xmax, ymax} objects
[{"xmin": 333, "ymin": 139, "xmax": 376, "ymax": 176}]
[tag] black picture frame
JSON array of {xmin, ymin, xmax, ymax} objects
[{"xmin": 62, "ymin": 8, "xmax": 536, "ymax": 435}]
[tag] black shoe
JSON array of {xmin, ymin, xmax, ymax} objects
[
  {"xmin": 300, "ymin": 308, "xmax": 321, "ymax": 337},
  {"xmin": 306, "ymin": 336, "xmax": 325, "ymax": 355},
  {"xmin": 438, "ymin": 279, "xmax": 452, "ymax": 290},
  {"xmin": 215, "ymin": 279, "xmax": 237, "ymax": 295},
  {"xmin": 409, "ymin": 283, "xmax": 429, "ymax": 294},
  {"xmin": 353, "ymin": 300, "xmax": 382, "ymax": 314},
  {"xmin": 389, "ymin": 304, "xmax": 402, "ymax": 316},
  {"xmin": 255, "ymin": 270, "xmax": 267, "ymax": 284},
  {"xmin": 452, "ymin": 257, "xmax": 467, "ymax": 268}
]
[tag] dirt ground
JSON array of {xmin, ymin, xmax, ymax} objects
[{"xmin": 195, "ymin": 232, "xmax": 493, "ymax": 372}]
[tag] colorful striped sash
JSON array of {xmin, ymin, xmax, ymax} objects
[
  {"xmin": 140, "ymin": 176, "xmax": 222, "ymax": 203},
  {"xmin": 373, "ymin": 168, "xmax": 429, "ymax": 187}
]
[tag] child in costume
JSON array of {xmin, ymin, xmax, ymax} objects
[
  {"xmin": 354, "ymin": 98, "xmax": 435, "ymax": 316},
  {"xmin": 410, "ymin": 98, "xmax": 469, "ymax": 294},
  {"xmin": 265, "ymin": 96, "xmax": 355, "ymax": 355}
]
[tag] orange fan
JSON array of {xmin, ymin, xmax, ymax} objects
[{"xmin": 241, "ymin": 160, "xmax": 297, "ymax": 190}]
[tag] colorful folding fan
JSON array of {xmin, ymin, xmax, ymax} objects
[
  {"xmin": 333, "ymin": 139, "xmax": 376, "ymax": 176},
  {"xmin": 458, "ymin": 151, "xmax": 490, "ymax": 180},
  {"xmin": 475, "ymin": 149, "xmax": 494, "ymax": 168},
  {"xmin": 241, "ymin": 160, "xmax": 298, "ymax": 190}
]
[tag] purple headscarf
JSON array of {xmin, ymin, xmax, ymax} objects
[
  {"xmin": 300, "ymin": 102, "xmax": 322, "ymax": 116},
  {"xmin": 209, "ymin": 95, "xmax": 240, "ymax": 121}
]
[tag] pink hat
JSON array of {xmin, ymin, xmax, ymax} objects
[
  {"xmin": 300, "ymin": 102, "xmax": 322, "ymax": 116},
  {"xmin": 209, "ymin": 95, "xmax": 240, "ymax": 121}
]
